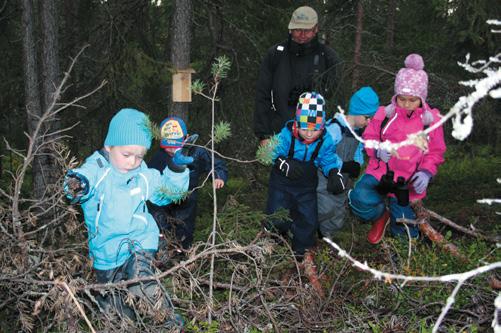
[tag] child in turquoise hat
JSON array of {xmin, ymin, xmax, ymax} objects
[
  {"xmin": 63, "ymin": 108, "xmax": 189, "ymax": 327},
  {"xmin": 317, "ymin": 87, "xmax": 380, "ymax": 239}
]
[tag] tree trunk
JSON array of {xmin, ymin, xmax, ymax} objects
[
  {"xmin": 41, "ymin": 0, "xmax": 60, "ymax": 114},
  {"xmin": 22, "ymin": 0, "xmax": 60, "ymax": 201},
  {"xmin": 386, "ymin": 0, "xmax": 396, "ymax": 50},
  {"xmin": 169, "ymin": 0, "xmax": 193, "ymax": 122},
  {"xmin": 21, "ymin": 0, "xmax": 42, "ymax": 136},
  {"xmin": 352, "ymin": 0, "xmax": 363, "ymax": 91}
]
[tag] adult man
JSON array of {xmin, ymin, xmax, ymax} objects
[{"xmin": 254, "ymin": 6, "xmax": 342, "ymax": 145}]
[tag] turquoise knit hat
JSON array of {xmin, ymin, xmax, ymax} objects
[
  {"xmin": 104, "ymin": 108, "xmax": 152, "ymax": 149},
  {"xmin": 348, "ymin": 87, "xmax": 380, "ymax": 116}
]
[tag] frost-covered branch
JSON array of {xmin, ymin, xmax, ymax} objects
[
  {"xmin": 323, "ymin": 237, "xmax": 501, "ymax": 333},
  {"xmin": 336, "ymin": 20, "xmax": 500, "ymax": 154},
  {"xmin": 477, "ymin": 178, "xmax": 501, "ymax": 215}
]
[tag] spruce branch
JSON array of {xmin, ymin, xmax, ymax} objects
[
  {"xmin": 211, "ymin": 55, "xmax": 231, "ymax": 81},
  {"xmin": 144, "ymin": 115, "xmax": 160, "ymax": 142},
  {"xmin": 214, "ymin": 121, "xmax": 231, "ymax": 143},
  {"xmin": 256, "ymin": 135, "xmax": 279, "ymax": 166},
  {"xmin": 156, "ymin": 185, "xmax": 189, "ymax": 204}
]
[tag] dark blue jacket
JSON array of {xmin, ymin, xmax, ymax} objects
[{"xmin": 148, "ymin": 147, "xmax": 228, "ymax": 191}]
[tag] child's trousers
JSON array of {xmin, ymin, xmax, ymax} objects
[
  {"xmin": 317, "ymin": 170, "xmax": 355, "ymax": 238},
  {"xmin": 266, "ymin": 171, "xmax": 318, "ymax": 256},
  {"xmin": 348, "ymin": 174, "xmax": 419, "ymax": 238},
  {"xmin": 149, "ymin": 193, "xmax": 198, "ymax": 249},
  {"xmin": 94, "ymin": 250, "xmax": 179, "ymax": 325}
]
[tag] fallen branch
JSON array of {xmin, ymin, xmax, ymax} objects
[
  {"xmin": 323, "ymin": 237, "xmax": 501, "ymax": 333},
  {"xmin": 418, "ymin": 222, "xmax": 469, "ymax": 262},
  {"xmin": 425, "ymin": 207, "xmax": 498, "ymax": 243},
  {"xmin": 58, "ymin": 281, "xmax": 96, "ymax": 333},
  {"xmin": 411, "ymin": 201, "xmax": 469, "ymax": 262},
  {"xmin": 301, "ymin": 251, "xmax": 325, "ymax": 298}
]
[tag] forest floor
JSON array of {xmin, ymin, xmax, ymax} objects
[
  {"xmin": 184, "ymin": 144, "xmax": 500, "ymax": 332},
  {"xmin": 1, "ymin": 145, "xmax": 498, "ymax": 333}
]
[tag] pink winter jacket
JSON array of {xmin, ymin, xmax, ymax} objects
[{"xmin": 363, "ymin": 103, "xmax": 446, "ymax": 200}]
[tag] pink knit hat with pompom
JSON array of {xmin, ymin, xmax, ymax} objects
[{"xmin": 394, "ymin": 54, "xmax": 428, "ymax": 104}]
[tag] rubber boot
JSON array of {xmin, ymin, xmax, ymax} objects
[{"xmin": 367, "ymin": 210, "xmax": 390, "ymax": 244}]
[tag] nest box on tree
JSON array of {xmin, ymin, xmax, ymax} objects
[{"xmin": 172, "ymin": 68, "xmax": 195, "ymax": 102}]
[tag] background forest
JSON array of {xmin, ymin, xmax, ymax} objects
[{"xmin": 0, "ymin": 0, "xmax": 500, "ymax": 332}]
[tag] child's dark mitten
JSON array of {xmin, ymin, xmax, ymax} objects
[
  {"xmin": 327, "ymin": 168, "xmax": 345, "ymax": 194},
  {"xmin": 64, "ymin": 172, "xmax": 89, "ymax": 203},
  {"xmin": 341, "ymin": 160, "xmax": 361, "ymax": 178},
  {"xmin": 274, "ymin": 156, "xmax": 304, "ymax": 180}
]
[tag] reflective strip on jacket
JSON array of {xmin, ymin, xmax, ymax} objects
[
  {"xmin": 68, "ymin": 150, "xmax": 189, "ymax": 270},
  {"xmin": 363, "ymin": 104, "xmax": 446, "ymax": 200},
  {"xmin": 273, "ymin": 121, "xmax": 343, "ymax": 176}
]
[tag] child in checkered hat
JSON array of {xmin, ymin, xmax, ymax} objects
[{"xmin": 264, "ymin": 92, "xmax": 344, "ymax": 258}]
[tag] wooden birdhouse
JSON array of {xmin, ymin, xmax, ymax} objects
[{"xmin": 172, "ymin": 68, "xmax": 195, "ymax": 102}]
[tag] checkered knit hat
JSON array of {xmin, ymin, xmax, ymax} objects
[{"xmin": 295, "ymin": 91, "xmax": 326, "ymax": 130}]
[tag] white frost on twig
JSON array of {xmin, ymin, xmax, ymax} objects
[
  {"xmin": 477, "ymin": 199, "xmax": 501, "ymax": 205},
  {"xmin": 323, "ymin": 237, "xmax": 501, "ymax": 333},
  {"xmin": 494, "ymin": 293, "xmax": 501, "ymax": 333}
]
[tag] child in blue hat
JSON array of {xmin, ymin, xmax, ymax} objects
[
  {"xmin": 317, "ymin": 87, "xmax": 380, "ymax": 239},
  {"xmin": 63, "ymin": 108, "xmax": 189, "ymax": 325},
  {"xmin": 265, "ymin": 92, "xmax": 344, "ymax": 258},
  {"xmin": 148, "ymin": 116, "xmax": 228, "ymax": 250}
]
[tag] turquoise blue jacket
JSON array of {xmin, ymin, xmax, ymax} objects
[
  {"xmin": 325, "ymin": 114, "xmax": 365, "ymax": 165},
  {"xmin": 273, "ymin": 121, "xmax": 343, "ymax": 176},
  {"xmin": 65, "ymin": 150, "xmax": 189, "ymax": 270}
]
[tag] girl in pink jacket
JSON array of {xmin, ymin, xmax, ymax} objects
[{"xmin": 348, "ymin": 54, "xmax": 446, "ymax": 244}]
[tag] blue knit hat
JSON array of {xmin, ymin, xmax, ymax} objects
[
  {"xmin": 348, "ymin": 87, "xmax": 380, "ymax": 116},
  {"xmin": 104, "ymin": 108, "xmax": 152, "ymax": 149},
  {"xmin": 295, "ymin": 91, "xmax": 326, "ymax": 130},
  {"xmin": 159, "ymin": 116, "xmax": 188, "ymax": 149}
]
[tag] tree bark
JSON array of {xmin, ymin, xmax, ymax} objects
[
  {"xmin": 21, "ymin": 0, "xmax": 42, "ymax": 136},
  {"xmin": 386, "ymin": 0, "xmax": 396, "ymax": 50},
  {"xmin": 22, "ymin": 0, "xmax": 61, "ymax": 201},
  {"xmin": 41, "ymin": 0, "xmax": 60, "ymax": 113},
  {"xmin": 352, "ymin": 0, "xmax": 363, "ymax": 91},
  {"xmin": 169, "ymin": 0, "xmax": 193, "ymax": 122}
]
